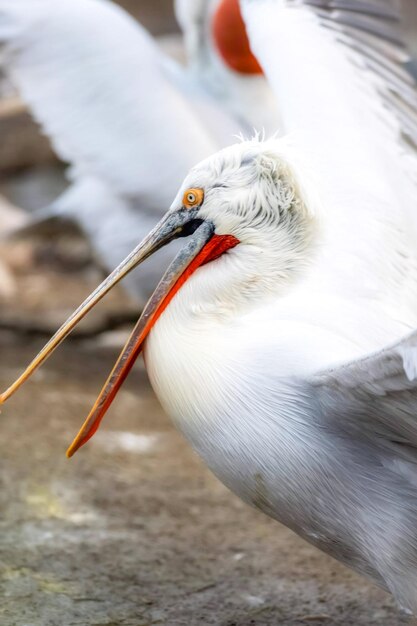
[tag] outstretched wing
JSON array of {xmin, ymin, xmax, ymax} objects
[
  {"xmin": 291, "ymin": 0, "xmax": 417, "ymax": 147},
  {"xmin": 311, "ymin": 329, "xmax": 417, "ymax": 454},
  {"xmin": 0, "ymin": 0, "xmax": 216, "ymax": 205},
  {"xmin": 239, "ymin": 0, "xmax": 417, "ymax": 324},
  {"xmin": 239, "ymin": 0, "xmax": 417, "ymax": 212}
]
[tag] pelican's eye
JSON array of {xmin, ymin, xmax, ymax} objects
[{"xmin": 183, "ymin": 188, "xmax": 204, "ymax": 208}]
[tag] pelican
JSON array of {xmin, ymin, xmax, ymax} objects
[
  {"xmin": 0, "ymin": 0, "xmax": 278, "ymax": 303},
  {"xmin": 2, "ymin": 0, "xmax": 417, "ymax": 615}
]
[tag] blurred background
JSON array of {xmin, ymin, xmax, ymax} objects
[
  {"xmin": 0, "ymin": 2, "xmax": 408, "ymax": 625},
  {"xmin": 0, "ymin": 0, "xmax": 179, "ymax": 334}
]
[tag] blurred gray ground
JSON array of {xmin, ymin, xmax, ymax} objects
[{"xmin": 0, "ymin": 1, "xmax": 412, "ymax": 625}]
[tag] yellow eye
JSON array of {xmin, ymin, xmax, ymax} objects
[{"xmin": 183, "ymin": 188, "xmax": 204, "ymax": 208}]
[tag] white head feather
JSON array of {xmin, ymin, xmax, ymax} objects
[{"xmin": 169, "ymin": 138, "xmax": 319, "ymax": 318}]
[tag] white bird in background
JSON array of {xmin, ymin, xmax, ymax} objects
[
  {"xmin": 3, "ymin": 0, "xmax": 417, "ymax": 616},
  {"xmin": 175, "ymin": 0, "xmax": 279, "ymax": 132},
  {"xmin": 0, "ymin": 0, "xmax": 279, "ymax": 303}
]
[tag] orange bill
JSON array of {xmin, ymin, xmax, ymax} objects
[
  {"xmin": 0, "ymin": 205, "xmax": 239, "ymax": 457},
  {"xmin": 66, "ymin": 230, "xmax": 239, "ymax": 457}
]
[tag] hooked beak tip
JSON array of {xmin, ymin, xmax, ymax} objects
[
  {"xmin": 66, "ymin": 434, "xmax": 87, "ymax": 458},
  {"xmin": 0, "ymin": 391, "xmax": 8, "ymax": 405},
  {"xmin": 66, "ymin": 445, "xmax": 76, "ymax": 459}
]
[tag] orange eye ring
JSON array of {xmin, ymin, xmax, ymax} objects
[{"xmin": 183, "ymin": 188, "xmax": 204, "ymax": 209}]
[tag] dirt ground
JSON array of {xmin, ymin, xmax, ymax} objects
[{"xmin": 0, "ymin": 258, "xmax": 411, "ymax": 626}]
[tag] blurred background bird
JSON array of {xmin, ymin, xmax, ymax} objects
[
  {"xmin": 3, "ymin": 0, "xmax": 417, "ymax": 616},
  {"xmin": 0, "ymin": 0, "xmax": 280, "ymax": 304}
]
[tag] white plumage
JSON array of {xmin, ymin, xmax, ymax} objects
[
  {"xmin": 238, "ymin": 0, "xmax": 417, "ymax": 348},
  {"xmin": 141, "ymin": 1, "xmax": 417, "ymax": 612}
]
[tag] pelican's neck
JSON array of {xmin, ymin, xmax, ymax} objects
[
  {"xmin": 143, "ymin": 197, "xmax": 319, "ymax": 455},
  {"xmin": 143, "ymin": 260, "xmax": 353, "ymax": 503},
  {"xmin": 143, "ymin": 236, "xmax": 313, "ymax": 428},
  {"xmin": 143, "ymin": 274, "xmax": 237, "ymax": 436}
]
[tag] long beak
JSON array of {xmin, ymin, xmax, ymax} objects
[{"xmin": 0, "ymin": 209, "xmax": 216, "ymax": 456}]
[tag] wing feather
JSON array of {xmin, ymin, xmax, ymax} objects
[
  {"xmin": 313, "ymin": 329, "xmax": 417, "ymax": 391},
  {"xmin": 306, "ymin": 0, "xmax": 417, "ymax": 147},
  {"xmin": 240, "ymin": 0, "xmax": 417, "ymax": 176},
  {"xmin": 240, "ymin": 0, "xmax": 417, "ymax": 315},
  {"xmin": 288, "ymin": 0, "xmax": 417, "ymax": 148},
  {"xmin": 0, "ymin": 0, "xmax": 216, "ymax": 203},
  {"xmin": 311, "ymin": 330, "xmax": 417, "ymax": 452}
]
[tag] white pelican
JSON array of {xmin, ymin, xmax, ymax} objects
[
  {"xmin": 0, "ymin": 0, "xmax": 278, "ymax": 303},
  {"xmin": 175, "ymin": 0, "xmax": 279, "ymax": 131},
  {"xmin": 2, "ymin": 0, "xmax": 417, "ymax": 615}
]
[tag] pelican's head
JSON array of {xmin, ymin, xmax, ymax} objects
[
  {"xmin": 0, "ymin": 139, "xmax": 318, "ymax": 456},
  {"xmin": 171, "ymin": 138, "xmax": 317, "ymax": 311}
]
